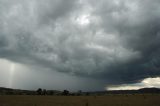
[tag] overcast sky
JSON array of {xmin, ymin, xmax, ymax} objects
[{"xmin": 0, "ymin": 0, "xmax": 160, "ymax": 91}]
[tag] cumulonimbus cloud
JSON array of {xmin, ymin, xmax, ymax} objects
[{"xmin": 0, "ymin": 0, "xmax": 160, "ymax": 85}]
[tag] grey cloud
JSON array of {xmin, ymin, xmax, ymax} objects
[
  {"xmin": 88, "ymin": 0, "xmax": 160, "ymax": 83},
  {"xmin": 0, "ymin": 0, "xmax": 160, "ymax": 88}
]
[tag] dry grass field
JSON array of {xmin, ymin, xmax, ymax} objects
[{"xmin": 0, "ymin": 94, "xmax": 160, "ymax": 106}]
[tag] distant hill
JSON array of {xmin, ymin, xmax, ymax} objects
[
  {"xmin": 0, "ymin": 87, "xmax": 36, "ymax": 95},
  {"xmin": 0, "ymin": 87, "xmax": 160, "ymax": 95},
  {"xmin": 0, "ymin": 87, "xmax": 62, "ymax": 95},
  {"xmin": 138, "ymin": 87, "xmax": 160, "ymax": 93},
  {"xmin": 88, "ymin": 87, "xmax": 160, "ymax": 95}
]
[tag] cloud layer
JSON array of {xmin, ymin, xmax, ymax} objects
[{"xmin": 0, "ymin": 0, "xmax": 160, "ymax": 87}]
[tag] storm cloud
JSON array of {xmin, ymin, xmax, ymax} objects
[{"xmin": 0, "ymin": 0, "xmax": 160, "ymax": 90}]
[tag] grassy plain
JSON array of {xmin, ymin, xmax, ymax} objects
[{"xmin": 0, "ymin": 94, "xmax": 160, "ymax": 106}]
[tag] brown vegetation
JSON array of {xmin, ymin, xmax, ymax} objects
[{"xmin": 0, "ymin": 94, "xmax": 160, "ymax": 106}]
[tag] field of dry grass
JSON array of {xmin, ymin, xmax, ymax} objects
[{"xmin": 0, "ymin": 94, "xmax": 160, "ymax": 106}]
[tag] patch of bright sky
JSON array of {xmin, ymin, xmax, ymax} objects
[
  {"xmin": 107, "ymin": 77, "xmax": 160, "ymax": 90},
  {"xmin": 76, "ymin": 14, "xmax": 90, "ymax": 25}
]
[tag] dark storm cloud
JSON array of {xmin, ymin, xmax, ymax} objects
[
  {"xmin": 0, "ymin": 0, "xmax": 160, "ymax": 86},
  {"xmin": 89, "ymin": 0, "xmax": 160, "ymax": 84}
]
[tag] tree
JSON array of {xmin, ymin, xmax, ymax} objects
[
  {"xmin": 36, "ymin": 88, "xmax": 42, "ymax": 95},
  {"xmin": 62, "ymin": 90, "xmax": 69, "ymax": 96},
  {"xmin": 48, "ymin": 90, "xmax": 54, "ymax": 95},
  {"xmin": 42, "ymin": 89, "xmax": 47, "ymax": 95}
]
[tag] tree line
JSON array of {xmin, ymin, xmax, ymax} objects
[{"xmin": 36, "ymin": 88, "xmax": 89, "ymax": 96}]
